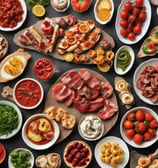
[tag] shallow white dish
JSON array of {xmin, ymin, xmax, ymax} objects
[
  {"xmin": 0, "ymin": 100, "xmax": 22, "ymax": 139},
  {"xmin": 8, "ymin": 148, "xmax": 34, "ymax": 168},
  {"xmin": 133, "ymin": 58, "xmax": 158, "ymax": 105},
  {"xmin": 114, "ymin": 45, "xmax": 135, "ymax": 75},
  {"xmin": 0, "ymin": 0, "xmax": 27, "ymax": 31},
  {"xmin": 13, "ymin": 78, "xmax": 44, "ymax": 109},
  {"xmin": 51, "ymin": 0, "xmax": 70, "ymax": 12},
  {"xmin": 78, "ymin": 114, "xmax": 104, "ymax": 141},
  {"xmin": 120, "ymin": 106, "xmax": 158, "ymax": 148},
  {"xmin": 94, "ymin": 0, "xmax": 114, "ymax": 25},
  {"xmin": 22, "ymin": 114, "xmax": 60, "ymax": 150},
  {"xmin": 95, "ymin": 136, "xmax": 129, "ymax": 168},
  {"xmin": 115, "ymin": 0, "xmax": 151, "ymax": 44}
]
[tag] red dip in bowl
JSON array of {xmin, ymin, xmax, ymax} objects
[
  {"xmin": 34, "ymin": 59, "xmax": 54, "ymax": 80},
  {"xmin": 0, "ymin": 144, "xmax": 6, "ymax": 164},
  {"xmin": 14, "ymin": 78, "xmax": 43, "ymax": 109}
]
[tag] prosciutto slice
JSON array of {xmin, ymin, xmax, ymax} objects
[
  {"xmin": 88, "ymin": 97, "xmax": 104, "ymax": 112},
  {"xmin": 100, "ymin": 82, "xmax": 113, "ymax": 98},
  {"xmin": 86, "ymin": 76, "xmax": 101, "ymax": 89},
  {"xmin": 79, "ymin": 69, "xmax": 91, "ymax": 81}
]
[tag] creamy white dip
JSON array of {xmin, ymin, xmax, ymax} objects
[{"xmin": 80, "ymin": 115, "xmax": 103, "ymax": 139}]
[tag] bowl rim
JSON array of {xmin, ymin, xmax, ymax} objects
[
  {"xmin": 0, "ymin": 0, "xmax": 27, "ymax": 31},
  {"xmin": 22, "ymin": 113, "xmax": 60, "ymax": 150},
  {"xmin": 0, "ymin": 100, "xmax": 23, "ymax": 139},
  {"xmin": 13, "ymin": 78, "xmax": 44, "ymax": 109},
  {"xmin": 120, "ymin": 106, "xmax": 158, "ymax": 148}
]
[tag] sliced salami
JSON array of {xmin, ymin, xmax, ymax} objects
[
  {"xmin": 79, "ymin": 69, "xmax": 92, "ymax": 81},
  {"xmin": 100, "ymin": 82, "xmax": 113, "ymax": 98},
  {"xmin": 86, "ymin": 76, "xmax": 101, "ymax": 89},
  {"xmin": 65, "ymin": 90, "xmax": 77, "ymax": 107}
]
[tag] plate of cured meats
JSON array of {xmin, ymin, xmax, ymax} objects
[
  {"xmin": 44, "ymin": 68, "xmax": 119, "ymax": 143},
  {"xmin": 133, "ymin": 58, "xmax": 158, "ymax": 105}
]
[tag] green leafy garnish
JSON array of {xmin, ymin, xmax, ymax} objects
[
  {"xmin": 27, "ymin": 0, "xmax": 50, "ymax": 8},
  {"xmin": 23, "ymin": 92, "xmax": 28, "ymax": 96},
  {"xmin": 0, "ymin": 104, "xmax": 19, "ymax": 136}
]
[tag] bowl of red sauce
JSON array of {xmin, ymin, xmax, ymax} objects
[
  {"xmin": 33, "ymin": 58, "xmax": 54, "ymax": 81},
  {"xmin": 0, "ymin": 144, "xmax": 6, "ymax": 164},
  {"xmin": 22, "ymin": 114, "xmax": 60, "ymax": 150},
  {"xmin": 13, "ymin": 78, "xmax": 44, "ymax": 109}
]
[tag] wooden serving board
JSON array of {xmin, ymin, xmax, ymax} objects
[
  {"xmin": 44, "ymin": 68, "xmax": 119, "ymax": 144},
  {"xmin": 13, "ymin": 16, "xmax": 115, "ymax": 64}
]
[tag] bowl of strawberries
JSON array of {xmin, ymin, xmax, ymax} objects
[{"xmin": 120, "ymin": 106, "xmax": 158, "ymax": 148}]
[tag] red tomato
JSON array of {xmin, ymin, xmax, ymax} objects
[
  {"xmin": 139, "ymin": 12, "xmax": 147, "ymax": 22},
  {"xmin": 149, "ymin": 119, "xmax": 158, "ymax": 129},
  {"xmin": 120, "ymin": 28, "xmax": 127, "ymax": 37},
  {"xmin": 136, "ymin": 110, "xmax": 145, "ymax": 121},
  {"xmin": 124, "ymin": 120, "xmax": 134, "ymax": 129},
  {"xmin": 148, "ymin": 128, "xmax": 156, "ymax": 137},
  {"xmin": 136, "ymin": 122, "xmax": 147, "ymax": 134},
  {"xmin": 128, "ymin": 32, "xmax": 136, "ymax": 41},
  {"xmin": 124, "ymin": 2, "xmax": 133, "ymax": 11},
  {"xmin": 133, "ymin": 134, "xmax": 143, "ymax": 144},
  {"xmin": 120, "ymin": 10, "xmax": 128, "ymax": 19},
  {"xmin": 144, "ymin": 132, "xmax": 152, "ymax": 141},
  {"xmin": 132, "ymin": 6, "xmax": 140, "ymax": 16},
  {"xmin": 127, "ymin": 113, "xmax": 136, "ymax": 122},
  {"xmin": 120, "ymin": 20, "xmax": 128, "ymax": 28},
  {"xmin": 135, "ymin": 0, "xmax": 144, "ymax": 7},
  {"xmin": 145, "ymin": 112, "xmax": 154, "ymax": 121},
  {"xmin": 133, "ymin": 24, "xmax": 142, "ymax": 34},
  {"xmin": 71, "ymin": 0, "xmax": 91, "ymax": 12},
  {"xmin": 125, "ymin": 129, "xmax": 135, "ymax": 139}
]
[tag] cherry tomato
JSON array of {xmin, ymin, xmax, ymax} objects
[
  {"xmin": 139, "ymin": 12, "xmax": 147, "ymax": 22},
  {"xmin": 133, "ymin": 134, "xmax": 143, "ymax": 144},
  {"xmin": 127, "ymin": 113, "xmax": 136, "ymax": 122},
  {"xmin": 124, "ymin": 2, "xmax": 133, "ymax": 11},
  {"xmin": 120, "ymin": 10, "xmax": 128, "ymax": 19},
  {"xmin": 135, "ymin": 0, "xmax": 144, "ymax": 7},
  {"xmin": 125, "ymin": 129, "xmax": 135, "ymax": 139},
  {"xmin": 120, "ymin": 28, "xmax": 127, "ymax": 37},
  {"xmin": 136, "ymin": 110, "xmax": 145, "ymax": 121},
  {"xmin": 136, "ymin": 122, "xmax": 147, "ymax": 134},
  {"xmin": 148, "ymin": 128, "xmax": 156, "ymax": 137},
  {"xmin": 124, "ymin": 120, "xmax": 134, "ymax": 129},
  {"xmin": 144, "ymin": 132, "xmax": 152, "ymax": 141},
  {"xmin": 133, "ymin": 24, "xmax": 142, "ymax": 34},
  {"xmin": 149, "ymin": 119, "xmax": 158, "ymax": 129},
  {"xmin": 128, "ymin": 32, "xmax": 136, "ymax": 41},
  {"xmin": 145, "ymin": 112, "xmax": 154, "ymax": 121},
  {"xmin": 120, "ymin": 19, "xmax": 128, "ymax": 28}
]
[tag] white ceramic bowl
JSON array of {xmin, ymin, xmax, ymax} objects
[
  {"xmin": 120, "ymin": 106, "xmax": 158, "ymax": 148},
  {"xmin": 95, "ymin": 136, "xmax": 129, "ymax": 168},
  {"xmin": 51, "ymin": 0, "xmax": 70, "ymax": 12},
  {"xmin": 0, "ymin": 100, "xmax": 22, "ymax": 139},
  {"xmin": 0, "ymin": 0, "xmax": 27, "ymax": 31},
  {"xmin": 8, "ymin": 148, "xmax": 34, "ymax": 168},
  {"xmin": 94, "ymin": 0, "xmax": 114, "ymax": 25},
  {"xmin": 22, "ymin": 114, "xmax": 60, "ymax": 150},
  {"xmin": 114, "ymin": 45, "xmax": 135, "ymax": 75},
  {"xmin": 78, "ymin": 114, "xmax": 104, "ymax": 141},
  {"xmin": 13, "ymin": 78, "xmax": 44, "ymax": 109},
  {"xmin": 115, "ymin": 0, "xmax": 151, "ymax": 44}
]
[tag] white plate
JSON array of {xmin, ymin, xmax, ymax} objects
[
  {"xmin": 0, "ymin": 0, "xmax": 27, "ymax": 31},
  {"xmin": 115, "ymin": 0, "xmax": 151, "ymax": 44},
  {"xmin": 0, "ymin": 100, "xmax": 22, "ymax": 139},
  {"xmin": 94, "ymin": 0, "xmax": 114, "ymax": 25},
  {"xmin": 95, "ymin": 136, "xmax": 129, "ymax": 168},
  {"xmin": 22, "ymin": 114, "xmax": 60, "ymax": 150},
  {"xmin": 114, "ymin": 45, "xmax": 135, "ymax": 75},
  {"xmin": 120, "ymin": 107, "xmax": 158, "ymax": 148},
  {"xmin": 133, "ymin": 58, "xmax": 158, "ymax": 105},
  {"xmin": 8, "ymin": 148, "xmax": 34, "ymax": 168}
]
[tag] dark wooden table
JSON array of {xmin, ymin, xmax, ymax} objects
[{"xmin": 0, "ymin": 0, "xmax": 158, "ymax": 167}]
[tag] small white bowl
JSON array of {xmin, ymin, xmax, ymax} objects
[
  {"xmin": 78, "ymin": 114, "xmax": 104, "ymax": 141},
  {"xmin": 8, "ymin": 148, "xmax": 34, "ymax": 168},
  {"xmin": 120, "ymin": 106, "xmax": 158, "ymax": 148},
  {"xmin": 51, "ymin": 0, "xmax": 70, "ymax": 12},
  {"xmin": 22, "ymin": 114, "xmax": 60, "ymax": 150},
  {"xmin": 94, "ymin": 0, "xmax": 114, "ymax": 25},
  {"xmin": 13, "ymin": 78, "xmax": 44, "ymax": 110},
  {"xmin": 114, "ymin": 45, "xmax": 135, "ymax": 75},
  {"xmin": 0, "ymin": 100, "xmax": 22, "ymax": 139},
  {"xmin": 0, "ymin": 0, "xmax": 27, "ymax": 31}
]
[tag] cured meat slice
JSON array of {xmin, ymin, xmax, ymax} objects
[
  {"xmin": 88, "ymin": 97, "xmax": 104, "ymax": 112},
  {"xmin": 73, "ymin": 95, "xmax": 89, "ymax": 113},
  {"xmin": 136, "ymin": 78, "xmax": 147, "ymax": 90},
  {"xmin": 43, "ymin": 131, "xmax": 54, "ymax": 140},
  {"xmin": 100, "ymin": 82, "xmax": 113, "ymax": 98},
  {"xmin": 98, "ymin": 100, "xmax": 118, "ymax": 120},
  {"xmin": 151, "ymin": 77, "xmax": 158, "ymax": 89},
  {"xmin": 149, "ymin": 92, "xmax": 158, "ymax": 103},
  {"xmin": 52, "ymin": 83, "xmax": 72, "ymax": 101},
  {"xmin": 142, "ymin": 65, "xmax": 155, "ymax": 74},
  {"xmin": 68, "ymin": 76, "xmax": 84, "ymax": 90},
  {"xmin": 86, "ymin": 76, "xmax": 101, "ymax": 89},
  {"xmin": 19, "ymin": 35, "xmax": 30, "ymax": 45},
  {"xmin": 140, "ymin": 74, "xmax": 150, "ymax": 84},
  {"xmin": 86, "ymin": 88, "xmax": 100, "ymax": 100},
  {"xmin": 61, "ymin": 73, "xmax": 73, "ymax": 85},
  {"xmin": 141, "ymin": 86, "xmax": 155, "ymax": 98},
  {"xmin": 65, "ymin": 90, "xmax": 77, "ymax": 107},
  {"xmin": 78, "ymin": 85, "xmax": 91, "ymax": 96},
  {"xmin": 24, "ymin": 31, "xmax": 39, "ymax": 46},
  {"xmin": 79, "ymin": 69, "xmax": 91, "ymax": 81}
]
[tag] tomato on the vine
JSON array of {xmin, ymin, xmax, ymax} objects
[
  {"xmin": 120, "ymin": 20, "xmax": 128, "ymax": 28},
  {"xmin": 128, "ymin": 32, "xmax": 136, "ymax": 41},
  {"xmin": 135, "ymin": 0, "xmax": 144, "ymax": 7},
  {"xmin": 120, "ymin": 10, "xmax": 128, "ymax": 19},
  {"xmin": 139, "ymin": 12, "xmax": 147, "ymax": 22},
  {"xmin": 120, "ymin": 28, "xmax": 127, "ymax": 37},
  {"xmin": 124, "ymin": 2, "xmax": 133, "ymax": 11},
  {"xmin": 133, "ymin": 24, "xmax": 142, "ymax": 35}
]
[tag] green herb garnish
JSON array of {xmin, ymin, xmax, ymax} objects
[
  {"xmin": 23, "ymin": 92, "xmax": 28, "ymax": 96},
  {"xmin": 27, "ymin": 0, "xmax": 50, "ymax": 8}
]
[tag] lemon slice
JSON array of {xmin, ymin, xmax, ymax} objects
[{"xmin": 32, "ymin": 5, "xmax": 46, "ymax": 17}]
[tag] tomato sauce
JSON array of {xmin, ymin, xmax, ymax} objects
[
  {"xmin": 15, "ymin": 79, "xmax": 42, "ymax": 107},
  {"xmin": 0, "ymin": 144, "xmax": 5, "ymax": 164},
  {"xmin": 0, "ymin": 0, "xmax": 24, "ymax": 28}
]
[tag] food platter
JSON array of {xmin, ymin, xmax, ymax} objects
[
  {"xmin": 133, "ymin": 58, "xmax": 158, "ymax": 105},
  {"xmin": 44, "ymin": 68, "xmax": 119, "ymax": 143}
]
